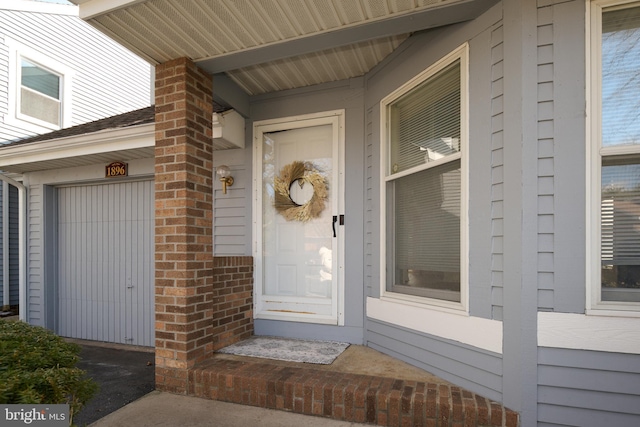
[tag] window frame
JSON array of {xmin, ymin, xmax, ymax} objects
[
  {"xmin": 5, "ymin": 38, "xmax": 73, "ymax": 132},
  {"xmin": 379, "ymin": 43, "xmax": 469, "ymax": 313},
  {"xmin": 587, "ymin": 0, "xmax": 640, "ymax": 314}
]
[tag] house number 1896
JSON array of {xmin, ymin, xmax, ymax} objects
[{"xmin": 106, "ymin": 162, "xmax": 128, "ymax": 178}]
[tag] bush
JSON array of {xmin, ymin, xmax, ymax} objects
[{"xmin": 0, "ymin": 320, "xmax": 97, "ymax": 425}]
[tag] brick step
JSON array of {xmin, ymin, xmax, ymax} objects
[{"xmin": 187, "ymin": 358, "xmax": 519, "ymax": 427}]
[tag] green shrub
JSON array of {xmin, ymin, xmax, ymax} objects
[{"xmin": 0, "ymin": 320, "xmax": 97, "ymax": 425}]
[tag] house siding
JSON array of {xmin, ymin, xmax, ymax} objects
[
  {"xmin": 490, "ymin": 22, "xmax": 506, "ymax": 321},
  {"xmin": 538, "ymin": 347, "xmax": 640, "ymax": 426},
  {"xmin": 535, "ymin": 1, "xmax": 640, "ymax": 425},
  {"xmin": 0, "ymin": 6, "xmax": 150, "ymax": 142},
  {"xmin": 26, "ymin": 183, "xmax": 43, "ymax": 325},
  {"xmin": 536, "ymin": 0, "xmax": 586, "ymax": 314},
  {"xmin": 364, "ymin": 107, "xmax": 376, "ymax": 299},
  {"xmin": 213, "ymin": 148, "xmax": 250, "ymax": 256}
]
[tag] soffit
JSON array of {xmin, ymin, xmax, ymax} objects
[
  {"xmin": 0, "ymin": 147, "xmax": 155, "ymax": 174},
  {"xmin": 73, "ymin": 0, "xmax": 498, "ymax": 95}
]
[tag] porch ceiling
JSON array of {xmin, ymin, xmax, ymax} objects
[{"xmin": 71, "ymin": 0, "xmax": 498, "ymax": 95}]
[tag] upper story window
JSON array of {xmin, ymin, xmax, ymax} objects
[
  {"xmin": 19, "ymin": 59, "xmax": 62, "ymax": 127},
  {"xmin": 589, "ymin": 0, "xmax": 640, "ymax": 312},
  {"xmin": 5, "ymin": 38, "xmax": 73, "ymax": 133},
  {"xmin": 380, "ymin": 44, "xmax": 468, "ymax": 312}
]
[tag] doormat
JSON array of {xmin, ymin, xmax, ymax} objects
[{"xmin": 217, "ymin": 336, "xmax": 350, "ymax": 365}]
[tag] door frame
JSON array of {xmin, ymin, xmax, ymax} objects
[{"xmin": 253, "ymin": 110, "xmax": 345, "ymax": 325}]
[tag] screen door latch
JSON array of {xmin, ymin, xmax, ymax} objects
[{"xmin": 332, "ymin": 215, "xmax": 345, "ymax": 237}]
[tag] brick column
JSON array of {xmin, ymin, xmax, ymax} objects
[{"xmin": 154, "ymin": 57, "xmax": 215, "ymax": 394}]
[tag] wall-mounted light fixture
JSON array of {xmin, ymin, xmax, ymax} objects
[{"xmin": 216, "ymin": 165, "xmax": 234, "ymax": 194}]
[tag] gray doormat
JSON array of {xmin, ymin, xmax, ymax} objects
[{"xmin": 217, "ymin": 336, "xmax": 350, "ymax": 365}]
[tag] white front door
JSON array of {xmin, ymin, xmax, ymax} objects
[{"xmin": 254, "ymin": 111, "xmax": 344, "ymax": 325}]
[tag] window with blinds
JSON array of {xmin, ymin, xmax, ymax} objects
[
  {"xmin": 387, "ymin": 60, "xmax": 461, "ymax": 175},
  {"xmin": 382, "ymin": 45, "xmax": 466, "ymax": 306},
  {"xmin": 596, "ymin": 3, "xmax": 640, "ymax": 306}
]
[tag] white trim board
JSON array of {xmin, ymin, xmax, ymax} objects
[
  {"xmin": 0, "ymin": 124, "xmax": 154, "ymax": 171},
  {"xmin": 367, "ymin": 297, "xmax": 502, "ymax": 354},
  {"xmin": 538, "ymin": 312, "xmax": 640, "ymax": 354}
]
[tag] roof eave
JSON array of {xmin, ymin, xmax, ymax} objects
[{"xmin": 0, "ymin": 123, "xmax": 154, "ymax": 174}]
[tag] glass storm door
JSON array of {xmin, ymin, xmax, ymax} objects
[{"xmin": 254, "ymin": 111, "xmax": 344, "ymax": 325}]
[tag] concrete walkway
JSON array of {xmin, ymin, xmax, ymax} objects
[{"xmin": 90, "ymin": 391, "xmax": 367, "ymax": 427}]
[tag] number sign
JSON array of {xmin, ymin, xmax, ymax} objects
[{"xmin": 105, "ymin": 162, "xmax": 128, "ymax": 178}]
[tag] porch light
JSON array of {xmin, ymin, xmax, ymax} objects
[{"xmin": 216, "ymin": 165, "xmax": 234, "ymax": 194}]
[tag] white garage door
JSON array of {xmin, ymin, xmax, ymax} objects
[{"xmin": 57, "ymin": 180, "xmax": 154, "ymax": 347}]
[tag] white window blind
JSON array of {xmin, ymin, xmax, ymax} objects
[
  {"xmin": 389, "ymin": 160, "xmax": 461, "ymax": 302},
  {"xmin": 388, "ymin": 60, "xmax": 461, "ymax": 174},
  {"xmin": 383, "ymin": 49, "xmax": 464, "ymax": 304}
]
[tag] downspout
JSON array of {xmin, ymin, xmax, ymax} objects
[
  {"xmin": 0, "ymin": 174, "xmax": 26, "ymax": 322},
  {"xmin": 2, "ymin": 181, "xmax": 8, "ymax": 311}
]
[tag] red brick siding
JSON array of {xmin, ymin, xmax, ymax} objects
[
  {"xmin": 211, "ymin": 256, "xmax": 254, "ymax": 351},
  {"xmin": 154, "ymin": 57, "xmax": 215, "ymax": 394},
  {"xmin": 154, "ymin": 57, "xmax": 255, "ymax": 395}
]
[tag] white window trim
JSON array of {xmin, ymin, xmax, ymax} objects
[
  {"xmin": 379, "ymin": 43, "xmax": 469, "ymax": 315},
  {"xmin": 5, "ymin": 38, "xmax": 74, "ymax": 132},
  {"xmin": 587, "ymin": 0, "xmax": 640, "ymax": 314},
  {"xmin": 539, "ymin": 311, "xmax": 640, "ymax": 353}
]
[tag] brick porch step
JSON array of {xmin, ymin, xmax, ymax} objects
[{"xmin": 188, "ymin": 357, "xmax": 519, "ymax": 427}]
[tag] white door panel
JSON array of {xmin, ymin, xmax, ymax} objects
[{"xmin": 255, "ymin": 111, "xmax": 344, "ymax": 324}]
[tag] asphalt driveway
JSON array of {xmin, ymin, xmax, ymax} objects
[{"xmin": 73, "ymin": 342, "xmax": 155, "ymax": 427}]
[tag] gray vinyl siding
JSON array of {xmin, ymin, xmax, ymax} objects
[
  {"xmin": 537, "ymin": 3, "xmax": 555, "ymax": 313},
  {"xmin": 27, "ymin": 184, "xmax": 43, "ymax": 326},
  {"xmin": 213, "ymin": 149, "xmax": 250, "ymax": 256},
  {"xmin": 368, "ymin": 318, "xmax": 503, "ymax": 402},
  {"xmin": 363, "ymin": 3, "xmax": 504, "ymax": 402},
  {"xmin": 364, "ymin": 107, "xmax": 376, "ymax": 298},
  {"xmin": 538, "ymin": 347, "xmax": 640, "ymax": 426},
  {"xmin": 535, "ymin": 0, "xmax": 586, "ymax": 314},
  {"xmin": 490, "ymin": 21, "xmax": 505, "ymax": 321},
  {"xmin": 535, "ymin": 1, "xmax": 638, "ymax": 425},
  {"xmin": 0, "ymin": 7, "xmax": 150, "ymax": 142}
]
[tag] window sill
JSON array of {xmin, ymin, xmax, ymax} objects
[
  {"xmin": 380, "ymin": 290, "xmax": 466, "ymax": 314},
  {"xmin": 586, "ymin": 307, "xmax": 640, "ymax": 318}
]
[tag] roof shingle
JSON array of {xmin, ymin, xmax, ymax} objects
[{"xmin": 4, "ymin": 105, "xmax": 155, "ymax": 147}]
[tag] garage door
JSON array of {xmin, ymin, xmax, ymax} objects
[{"xmin": 57, "ymin": 180, "xmax": 154, "ymax": 346}]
